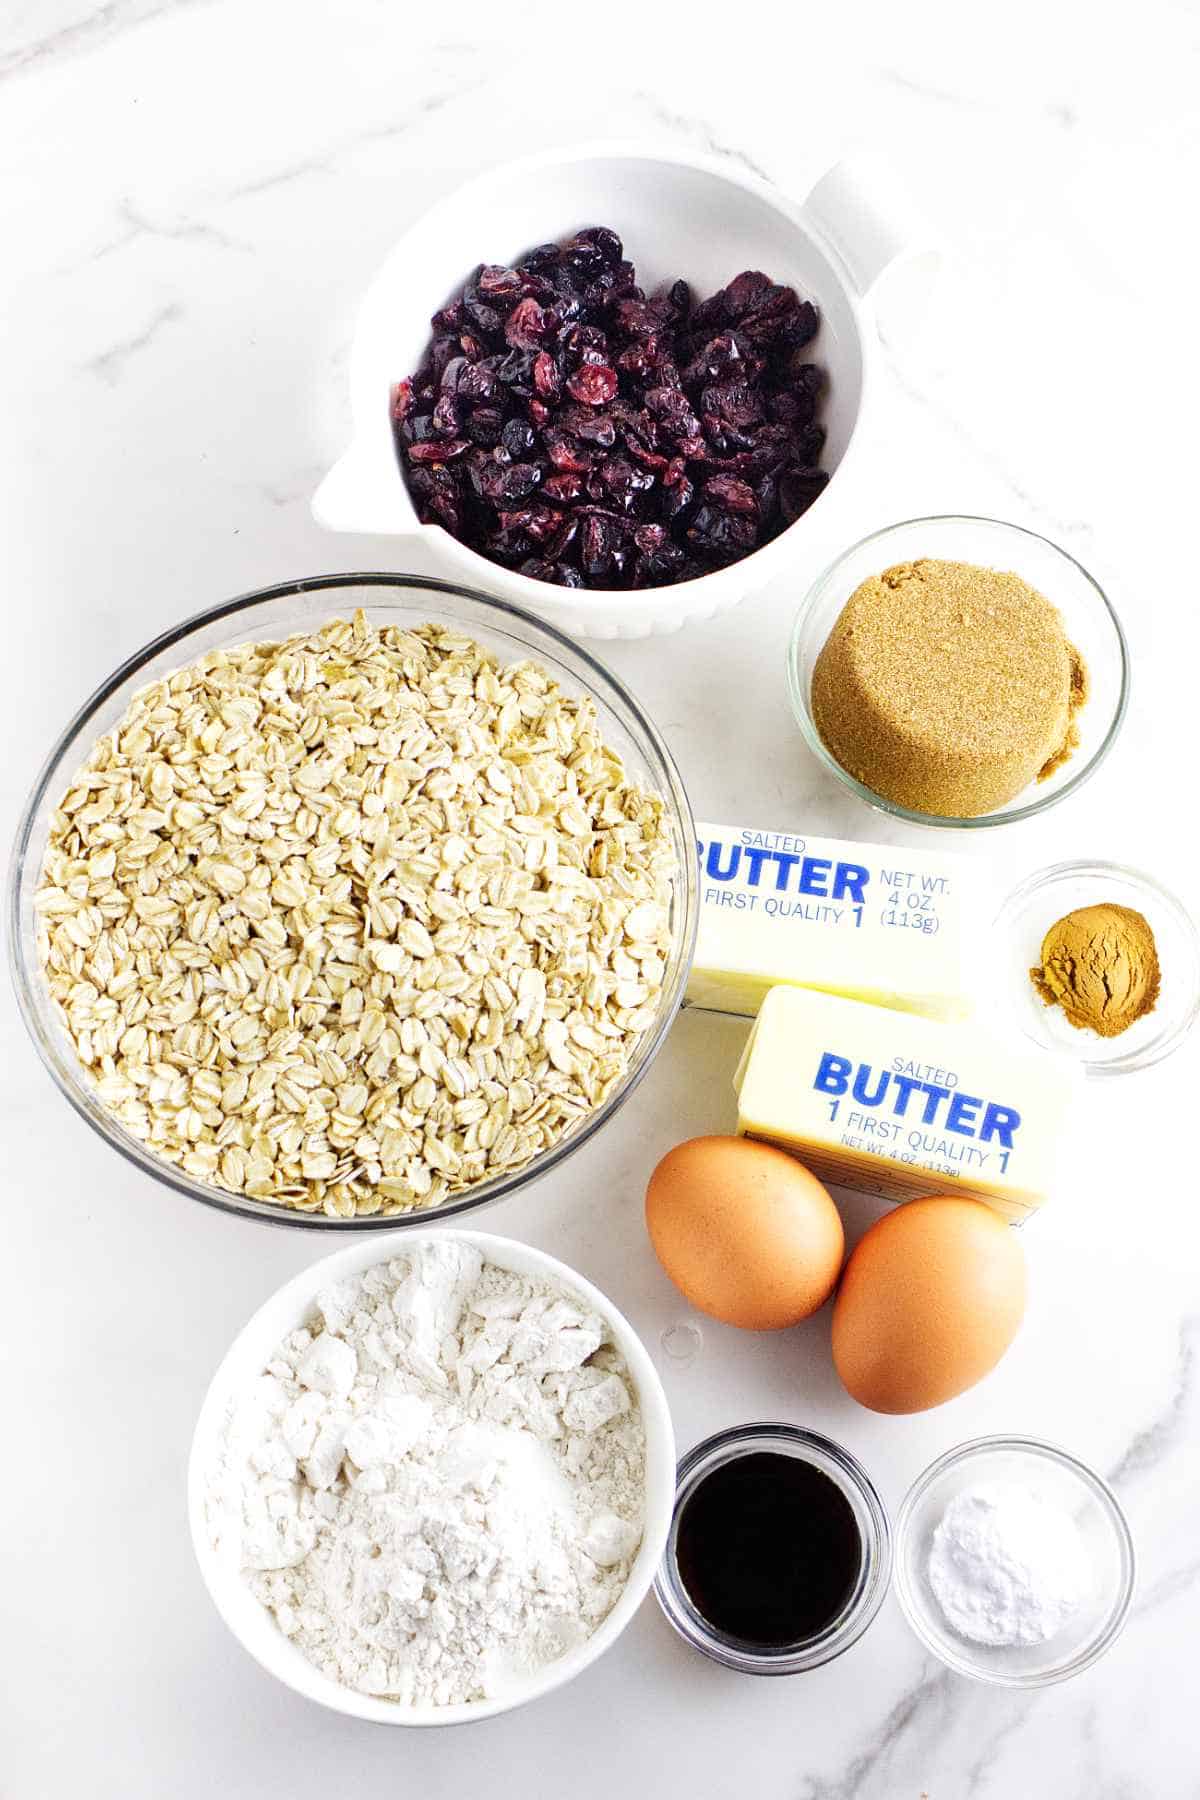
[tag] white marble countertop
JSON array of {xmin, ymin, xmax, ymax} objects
[{"xmin": 2, "ymin": 4, "xmax": 1198, "ymax": 1795}]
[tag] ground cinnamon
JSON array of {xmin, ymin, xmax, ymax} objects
[{"xmin": 1030, "ymin": 903, "xmax": 1160, "ymax": 1038}]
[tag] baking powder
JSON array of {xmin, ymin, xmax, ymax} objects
[{"xmin": 927, "ymin": 1482, "xmax": 1091, "ymax": 1648}]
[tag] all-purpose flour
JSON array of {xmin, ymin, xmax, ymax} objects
[{"xmin": 206, "ymin": 1242, "xmax": 646, "ymax": 1705}]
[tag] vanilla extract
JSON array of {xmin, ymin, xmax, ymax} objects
[{"xmin": 674, "ymin": 1450, "xmax": 864, "ymax": 1648}]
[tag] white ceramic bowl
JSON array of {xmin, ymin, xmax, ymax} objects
[
  {"xmin": 188, "ymin": 1229, "xmax": 677, "ymax": 1725},
  {"xmin": 314, "ymin": 143, "xmax": 936, "ymax": 639}
]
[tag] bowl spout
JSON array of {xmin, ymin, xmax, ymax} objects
[{"xmin": 313, "ymin": 431, "xmax": 414, "ymax": 535}]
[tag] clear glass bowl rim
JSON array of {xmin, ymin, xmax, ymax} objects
[
  {"xmin": 786, "ymin": 513, "xmax": 1131, "ymax": 830},
  {"xmin": 893, "ymin": 1432, "xmax": 1136, "ymax": 1688},
  {"xmin": 653, "ymin": 1421, "xmax": 893, "ymax": 1674},
  {"xmin": 8, "ymin": 570, "xmax": 698, "ymax": 1232},
  {"xmin": 995, "ymin": 858, "xmax": 1200, "ymax": 1076}
]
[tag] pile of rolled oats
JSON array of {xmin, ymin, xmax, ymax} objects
[{"xmin": 35, "ymin": 613, "xmax": 677, "ymax": 1218}]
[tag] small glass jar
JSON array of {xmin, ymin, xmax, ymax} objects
[
  {"xmin": 654, "ymin": 1423, "xmax": 892, "ymax": 1674},
  {"xmin": 894, "ymin": 1435, "xmax": 1135, "ymax": 1687},
  {"xmin": 991, "ymin": 860, "xmax": 1199, "ymax": 1075},
  {"xmin": 787, "ymin": 515, "xmax": 1129, "ymax": 829}
]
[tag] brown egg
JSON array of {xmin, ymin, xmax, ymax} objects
[
  {"xmin": 831, "ymin": 1196, "xmax": 1026, "ymax": 1414},
  {"xmin": 645, "ymin": 1136, "xmax": 844, "ymax": 1330}
]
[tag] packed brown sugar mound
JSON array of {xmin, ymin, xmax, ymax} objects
[{"xmin": 811, "ymin": 559, "xmax": 1089, "ymax": 818}]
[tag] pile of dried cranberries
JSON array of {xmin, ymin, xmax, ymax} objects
[{"xmin": 391, "ymin": 227, "xmax": 829, "ymax": 592}]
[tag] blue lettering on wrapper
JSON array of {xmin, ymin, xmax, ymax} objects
[
  {"xmin": 704, "ymin": 840, "xmax": 740, "ymax": 881},
  {"xmin": 851, "ymin": 1064, "xmax": 890, "ymax": 1106},
  {"xmin": 979, "ymin": 1103, "xmax": 1021, "ymax": 1148},
  {"xmin": 832, "ymin": 863, "xmax": 869, "ymax": 904},
  {"xmin": 772, "ymin": 851, "xmax": 800, "ymax": 891},
  {"xmin": 798, "ymin": 857, "xmax": 831, "ymax": 897},
  {"xmin": 814, "ymin": 1052, "xmax": 852, "ymax": 1095},
  {"xmin": 697, "ymin": 836, "xmax": 872, "ymax": 905},
  {"xmin": 809, "ymin": 1051, "xmax": 1022, "ymax": 1151},
  {"xmin": 946, "ymin": 1092, "xmax": 982, "ymax": 1136}
]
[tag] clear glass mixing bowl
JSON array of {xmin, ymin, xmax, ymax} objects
[{"xmin": 8, "ymin": 573, "xmax": 697, "ymax": 1230}]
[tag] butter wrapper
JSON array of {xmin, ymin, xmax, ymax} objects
[
  {"xmin": 687, "ymin": 822, "xmax": 980, "ymax": 1023},
  {"xmin": 735, "ymin": 986, "xmax": 1080, "ymax": 1221}
]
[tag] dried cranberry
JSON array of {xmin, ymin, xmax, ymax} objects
[
  {"xmin": 519, "ymin": 242, "xmax": 562, "ymax": 274},
  {"xmin": 701, "ymin": 379, "xmax": 764, "ymax": 430},
  {"xmin": 581, "ymin": 511, "xmax": 629, "ymax": 581},
  {"xmin": 574, "ymin": 413, "xmax": 617, "ymax": 448},
  {"xmin": 505, "ymin": 297, "xmax": 554, "ymax": 351},
  {"xmin": 593, "ymin": 455, "xmax": 654, "ymax": 512},
  {"xmin": 561, "ymin": 323, "xmax": 609, "ymax": 366},
  {"xmin": 617, "ymin": 342, "xmax": 657, "ymax": 381},
  {"xmin": 395, "ymin": 233, "xmax": 828, "ymax": 590},
  {"xmin": 465, "ymin": 407, "xmax": 504, "ymax": 446},
  {"xmin": 407, "ymin": 438, "xmax": 468, "ymax": 463},
  {"xmin": 566, "ymin": 364, "xmax": 618, "ymax": 406},
  {"xmin": 573, "ymin": 226, "xmax": 624, "ymax": 264},
  {"xmin": 478, "ymin": 263, "xmax": 523, "ymax": 298},
  {"xmin": 482, "ymin": 348, "xmax": 534, "ymax": 386},
  {"xmin": 633, "ymin": 541, "xmax": 688, "ymax": 586},
  {"xmin": 704, "ymin": 475, "xmax": 758, "ymax": 515},
  {"xmin": 501, "ymin": 418, "xmax": 537, "ymax": 459},
  {"xmin": 775, "ymin": 301, "xmax": 820, "ymax": 350},
  {"xmin": 533, "ymin": 351, "xmax": 562, "ymax": 401},
  {"xmin": 687, "ymin": 503, "xmax": 758, "ymax": 562},
  {"xmin": 722, "ymin": 271, "xmax": 776, "ymax": 320},
  {"xmin": 661, "ymin": 475, "xmax": 694, "ymax": 521},
  {"xmin": 495, "ymin": 462, "xmax": 542, "ymax": 502},
  {"xmin": 545, "ymin": 430, "xmax": 591, "ymax": 473},
  {"xmin": 431, "ymin": 393, "xmax": 462, "ymax": 436},
  {"xmin": 457, "ymin": 361, "xmax": 499, "ymax": 402},
  {"xmin": 543, "ymin": 470, "xmax": 585, "ymax": 503},
  {"xmin": 779, "ymin": 466, "xmax": 830, "ymax": 522}
]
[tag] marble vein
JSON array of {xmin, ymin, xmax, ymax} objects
[
  {"xmin": 82, "ymin": 300, "xmax": 183, "ymax": 383},
  {"xmin": 882, "ymin": 356, "xmax": 1096, "ymax": 542},
  {"xmin": 635, "ymin": 94, "xmax": 776, "ymax": 184},
  {"xmin": 218, "ymin": 83, "xmax": 477, "ymax": 206},
  {"xmin": 65, "ymin": 199, "xmax": 251, "ymax": 271},
  {"xmin": 873, "ymin": 65, "xmax": 1078, "ymax": 128},
  {"xmin": 794, "ymin": 1666, "xmax": 955, "ymax": 1799},
  {"xmin": 0, "ymin": 0, "xmax": 211, "ymax": 84},
  {"xmin": 1107, "ymin": 1312, "xmax": 1198, "ymax": 1488}
]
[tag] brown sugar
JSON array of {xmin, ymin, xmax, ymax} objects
[
  {"xmin": 1030, "ymin": 903, "xmax": 1160, "ymax": 1038},
  {"xmin": 811, "ymin": 559, "xmax": 1089, "ymax": 818}
]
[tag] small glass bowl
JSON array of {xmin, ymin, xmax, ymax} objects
[
  {"xmin": 8, "ymin": 572, "xmax": 697, "ymax": 1232},
  {"xmin": 895, "ymin": 1436, "xmax": 1135, "ymax": 1687},
  {"xmin": 993, "ymin": 860, "xmax": 1199, "ymax": 1075},
  {"xmin": 787, "ymin": 515, "xmax": 1129, "ymax": 829},
  {"xmin": 654, "ymin": 1423, "xmax": 892, "ymax": 1674}
]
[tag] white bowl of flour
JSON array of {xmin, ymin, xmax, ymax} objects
[{"xmin": 189, "ymin": 1231, "xmax": 675, "ymax": 1723}]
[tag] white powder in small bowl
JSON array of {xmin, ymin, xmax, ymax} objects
[{"xmin": 927, "ymin": 1482, "xmax": 1092, "ymax": 1649}]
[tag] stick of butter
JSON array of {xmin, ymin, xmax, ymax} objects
[
  {"xmin": 688, "ymin": 822, "xmax": 978, "ymax": 1022},
  {"xmin": 735, "ymin": 986, "xmax": 1080, "ymax": 1220}
]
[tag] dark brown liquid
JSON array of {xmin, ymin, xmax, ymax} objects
[{"xmin": 675, "ymin": 1450, "xmax": 863, "ymax": 1647}]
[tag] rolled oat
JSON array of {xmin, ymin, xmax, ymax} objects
[{"xmin": 35, "ymin": 613, "xmax": 677, "ymax": 1217}]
